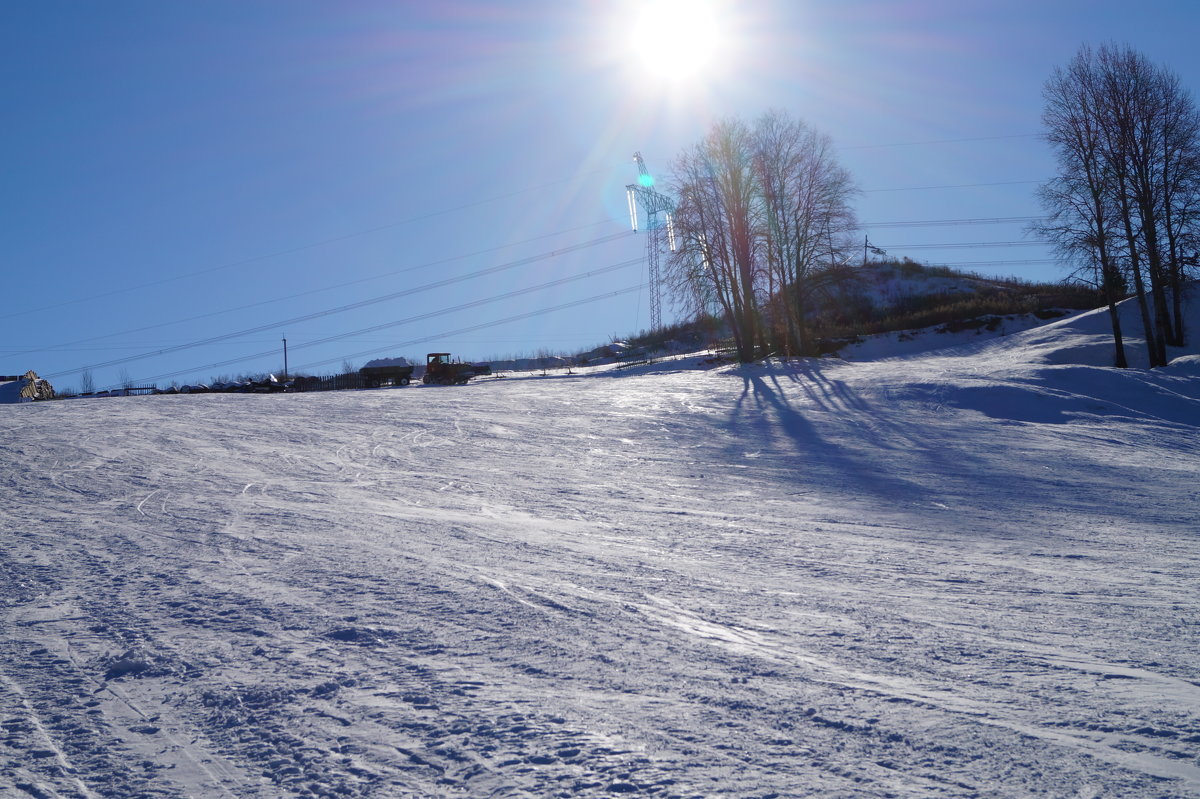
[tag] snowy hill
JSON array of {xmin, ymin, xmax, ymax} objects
[
  {"xmin": 840, "ymin": 260, "xmax": 1003, "ymax": 307},
  {"xmin": 836, "ymin": 282, "xmax": 1198, "ymax": 371},
  {"xmin": 834, "ymin": 308, "xmax": 1067, "ymax": 361},
  {"xmin": 2, "ymin": 293, "xmax": 1199, "ymax": 797}
]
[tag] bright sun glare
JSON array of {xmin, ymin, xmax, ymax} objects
[{"xmin": 629, "ymin": 0, "xmax": 724, "ymax": 84}]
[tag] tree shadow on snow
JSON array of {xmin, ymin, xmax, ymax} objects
[
  {"xmin": 726, "ymin": 361, "xmax": 1199, "ymax": 537},
  {"xmin": 729, "ymin": 368, "xmax": 950, "ymax": 511}
]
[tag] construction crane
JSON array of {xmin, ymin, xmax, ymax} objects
[{"xmin": 625, "ymin": 152, "xmax": 676, "ymax": 332}]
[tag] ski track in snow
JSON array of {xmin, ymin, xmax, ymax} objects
[{"xmin": 2, "ymin": 302, "xmax": 1200, "ymax": 797}]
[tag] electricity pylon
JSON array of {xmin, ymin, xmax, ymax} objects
[{"xmin": 625, "ymin": 152, "xmax": 676, "ymax": 332}]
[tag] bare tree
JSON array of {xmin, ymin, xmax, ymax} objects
[
  {"xmin": 79, "ymin": 369, "xmax": 95, "ymax": 395},
  {"xmin": 1038, "ymin": 48, "xmax": 1130, "ymax": 367},
  {"xmin": 752, "ymin": 110, "xmax": 858, "ymax": 354},
  {"xmin": 1038, "ymin": 43, "xmax": 1200, "ymax": 368},
  {"xmin": 1102, "ymin": 44, "xmax": 1175, "ymax": 364},
  {"xmin": 665, "ymin": 111, "xmax": 857, "ymax": 361},
  {"xmin": 1153, "ymin": 66, "xmax": 1200, "ymax": 345},
  {"xmin": 667, "ymin": 117, "xmax": 764, "ymax": 362}
]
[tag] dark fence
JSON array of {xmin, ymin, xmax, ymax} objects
[{"xmin": 289, "ymin": 373, "xmax": 377, "ymax": 392}]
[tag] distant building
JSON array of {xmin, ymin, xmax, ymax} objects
[{"xmin": 0, "ymin": 371, "xmax": 56, "ymax": 404}]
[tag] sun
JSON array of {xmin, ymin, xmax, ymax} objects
[{"xmin": 628, "ymin": 0, "xmax": 725, "ymax": 85}]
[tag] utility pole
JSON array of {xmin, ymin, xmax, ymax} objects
[
  {"xmin": 626, "ymin": 152, "xmax": 676, "ymax": 332},
  {"xmin": 282, "ymin": 335, "xmax": 288, "ymax": 379},
  {"xmin": 863, "ymin": 235, "xmax": 885, "ymax": 266}
]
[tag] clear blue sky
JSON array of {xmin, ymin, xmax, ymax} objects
[{"xmin": 5, "ymin": 0, "xmax": 1199, "ymax": 391}]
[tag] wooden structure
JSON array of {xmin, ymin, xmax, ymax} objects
[{"xmin": 0, "ymin": 371, "xmax": 55, "ymax": 403}]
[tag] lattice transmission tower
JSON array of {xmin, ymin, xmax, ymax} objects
[{"xmin": 625, "ymin": 152, "xmax": 676, "ymax": 332}]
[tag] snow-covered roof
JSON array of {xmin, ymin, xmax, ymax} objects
[
  {"xmin": 0, "ymin": 370, "xmax": 55, "ymax": 403},
  {"xmin": 0, "ymin": 378, "xmax": 24, "ymax": 404}
]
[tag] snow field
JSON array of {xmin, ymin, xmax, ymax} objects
[{"xmin": 2, "ymin": 298, "xmax": 1199, "ymax": 797}]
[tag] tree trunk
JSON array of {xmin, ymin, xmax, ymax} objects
[
  {"xmin": 1101, "ymin": 267, "xmax": 1128, "ymax": 368},
  {"xmin": 1128, "ymin": 254, "xmax": 1161, "ymax": 367},
  {"xmin": 1107, "ymin": 299, "xmax": 1128, "ymax": 368},
  {"xmin": 1138, "ymin": 208, "xmax": 1174, "ymax": 365},
  {"xmin": 1114, "ymin": 177, "xmax": 1163, "ymax": 367}
]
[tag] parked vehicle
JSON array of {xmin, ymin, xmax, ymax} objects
[
  {"xmin": 421, "ymin": 353, "xmax": 484, "ymax": 385},
  {"xmin": 359, "ymin": 358, "xmax": 414, "ymax": 388}
]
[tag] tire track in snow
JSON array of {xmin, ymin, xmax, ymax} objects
[
  {"xmin": 626, "ymin": 586, "xmax": 1200, "ymax": 790},
  {"xmin": 0, "ymin": 667, "xmax": 99, "ymax": 799},
  {"xmin": 135, "ymin": 488, "xmax": 162, "ymax": 516},
  {"xmin": 463, "ymin": 575, "xmax": 995, "ymax": 796}
]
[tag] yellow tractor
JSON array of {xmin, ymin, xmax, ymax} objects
[{"xmin": 421, "ymin": 353, "xmax": 487, "ymax": 385}]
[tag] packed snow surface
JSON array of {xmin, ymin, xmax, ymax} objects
[{"xmin": 3, "ymin": 298, "xmax": 1199, "ymax": 797}]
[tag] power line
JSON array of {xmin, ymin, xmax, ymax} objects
[
  {"xmin": 863, "ymin": 180, "xmax": 1044, "ymax": 193},
  {"xmin": 52, "ymin": 221, "xmax": 1058, "ymax": 381},
  {"xmin": 844, "ymin": 133, "xmax": 1041, "ymax": 150},
  {"xmin": 122, "ymin": 259, "xmax": 644, "ymax": 387},
  {"xmin": 18, "ymin": 132, "xmax": 1049, "ymax": 321},
  {"xmin": 33, "ymin": 214, "xmax": 1045, "ymax": 362},
  {"xmin": 13, "ymin": 217, "xmax": 621, "ymax": 360},
  {"xmin": 24, "ymin": 136, "xmax": 1049, "ymax": 321},
  {"xmin": 10, "ymin": 166, "xmax": 621, "ymax": 320},
  {"xmin": 295, "ymin": 284, "xmax": 648, "ymax": 375},
  {"xmin": 863, "ymin": 216, "xmax": 1041, "ymax": 228},
  {"xmin": 36, "ymin": 131, "xmax": 1060, "ymax": 384},
  {"xmin": 878, "ymin": 241, "xmax": 1049, "ymax": 250},
  {"xmin": 931, "ymin": 259, "xmax": 1061, "ymax": 268},
  {"xmin": 289, "ymin": 259, "xmax": 643, "ymax": 357},
  {"xmin": 48, "ymin": 231, "xmax": 630, "ymax": 380},
  {"xmin": 67, "ymin": 226, "xmax": 1057, "ymax": 381},
  {"xmin": 2, "ymin": 342, "xmax": 284, "ymax": 354}
]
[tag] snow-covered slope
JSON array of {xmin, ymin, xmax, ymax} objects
[
  {"xmin": 995, "ymin": 288, "xmax": 1197, "ymax": 370},
  {"xmin": 839, "ymin": 285, "xmax": 1198, "ymax": 371},
  {"xmin": 835, "ymin": 309, "xmax": 1067, "ymax": 362},
  {"xmin": 2, "ymin": 296, "xmax": 1199, "ymax": 797},
  {"xmin": 840, "ymin": 262, "xmax": 1001, "ymax": 308}
]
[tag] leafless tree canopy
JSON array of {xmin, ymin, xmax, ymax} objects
[
  {"xmin": 1037, "ymin": 43, "xmax": 1200, "ymax": 368},
  {"xmin": 665, "ymin": 111, "xmax": 858, "ymax": 361}
]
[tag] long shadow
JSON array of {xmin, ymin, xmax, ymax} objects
[
  {"xmin": 729, "ymin": 369, "xmax": 937, "ymax": 510},
  {"xmin": 786, "ymin": 361, "xmax": 873, "ymax": 413},
  {"xmin": 726, "ymin": 360, "xmax": 1200, "ymax": 537}
]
